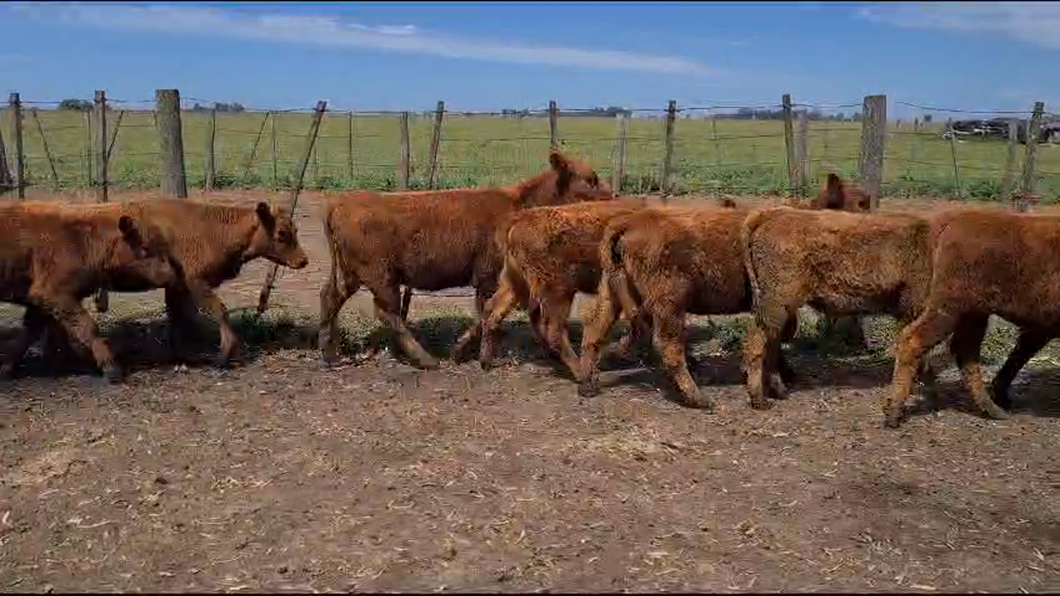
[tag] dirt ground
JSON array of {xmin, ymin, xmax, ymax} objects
[{"xmin": 1, "ymin": 188, "xmax": 1060, "ymax": 593}]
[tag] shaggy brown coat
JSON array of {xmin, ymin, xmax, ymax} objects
[
  {"xmin": 574, "ymin": 174, "xmax": 870, "ymax": 408},
  {"xmin": 740, "ymin": 206, "xmax": 938, "ymax": 412},
  {"xmin": 0, "ymin": 202, "xmax": 176, "ymax": 381},
  {"xmin": 318, "ymin": 150, "xmax": 613, "ymax": 370},
  {"xmin": 101, "ymin": 199, "xmax": 309, "ymax": 366},
  {"xmin": 884, "ymin": 209, "xmax": 1060, "ymax": 428},
  {"xmin": 459, "ymin": 197, "xmax": 739, "ymax": 377}
]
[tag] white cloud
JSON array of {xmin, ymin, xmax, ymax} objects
[
  {"xmin": 7, "ymin": 2, "xmax": 718, "ymax": 76},
  {"xmin": 858, "ymin": 2, "xmax": 1060, "ymax": 51}
]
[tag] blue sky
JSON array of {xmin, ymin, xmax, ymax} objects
[{"xmin": 1, "ymin": 1, "xmax": 1058, "ymax": 119}]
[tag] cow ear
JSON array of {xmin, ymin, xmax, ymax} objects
[
  {"xmin": 255, "ymin": 201, "xmax": 275, "ymax": 227},
  {"xmin": 548, "ymin": 149, "xmax": 570, "ymax": 173},
  {"xmin": 118, "ymin": 215, "xmax": 137, "ymax": 237},
  {"xmin": 822, "ymin": 172, "xmax": 845, "ymax": 209}
]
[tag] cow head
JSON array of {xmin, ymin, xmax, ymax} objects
[
  {"xmin": 816, "ymin": 173, "xmax": 870, "ymax": 212},
  {"xmin": 523, "ymin": 149, "xmax": 614, "ymax": 207},
  {"xmin": 248, "ymin": 201, "xmax": 310, "ymax": 270},
  {"xmin": 108, "ymin": 214, "xmax": 178, "ymax": 287}
]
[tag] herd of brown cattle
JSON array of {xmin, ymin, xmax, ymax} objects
[{"xmin": 2, "ymin": 149, "xmax": 1057, "ymax": 429}]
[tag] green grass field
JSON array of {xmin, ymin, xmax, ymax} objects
[{"xmin": 4, "ymin": 106, "xmax": 1060, "ymax": 201}]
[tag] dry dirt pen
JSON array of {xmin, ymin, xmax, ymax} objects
[{"xmin": 1, "ymin": 189, "xmax": 1059, "ymax": 592}]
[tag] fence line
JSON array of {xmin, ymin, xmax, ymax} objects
[{"xmin": 1, "ymin": 90, "xmax": 1057, "ymax": 208}]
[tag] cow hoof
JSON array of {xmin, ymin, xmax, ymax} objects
[
  {"xmin": 577, "ymin": 381, "xmax": 600, "ymax": 398},
  {"xmin": 478, "ymin": 359, "xmax": 494, "ymax": 372},
  {"xmin": 685, "ymin": 396, "xmax": 715, "ymax": 412},
  {"xmin": 984, "ymin": 405, "xmax": 1011, "ymax": 421},
  {"xmin": 418, "ymin": 358, "xmax": 441, "ymax": 371},
  {"xmin": 990, "ymin": 386, "xmax": 1013, "ymax": 411},
  {"xmin": 883, "ymin": 412, "xmax": 903, "ymax": 429},
  {"xmin": 749, "ymin": 398, "xmax": 774, "ymax": 411},
  {"xmin": 102, "ymin": 365, "xmax": 124, "ymax": 384}
]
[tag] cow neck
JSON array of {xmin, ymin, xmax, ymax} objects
[{"xmin": 510, "ymin": 168, "xmax": 560, "ymax": 209}]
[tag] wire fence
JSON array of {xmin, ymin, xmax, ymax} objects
[{"xmin": 1, "ymin": 92, "xmax": 1058, "ymax": 203}]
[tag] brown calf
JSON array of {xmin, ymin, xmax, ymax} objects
[
  {"xmin": 461, "ymin": 197, "xmax": 741, "ymax": 376},
  {"xmin": 102, "ymin": 199, "xmax": 309, "ymax": 366},
  {"xmin": 884, "ymin": 209, "xmax": 1057, "ymax": 428},
  {"xmin": 453, "ymin": 198, "xmax": 650, "ymax": 374},
  {"xmin": 575, "ymin": 174, "xmax": 870, "ymax": 409},
  {"xmin": 318, "ymin": 149, "xmax": 613, "ymax": 370},
  {"xmin": 0, "ymin": 202, "xmax": 176, "ymax": 381},
  {"xmin": 740, "ymin": 206, "xmax": 937, "ymax": 411}
]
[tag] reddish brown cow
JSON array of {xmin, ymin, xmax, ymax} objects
[
  {"xmin": 740, "ymin": 206, "xmax": 938, "ymax": 411},
  {"xmin": 318, "ymin": 150, "xmax": 613, "ymax": 370},
  {"xmin": 0, "ymin": 202, "xmax": 176, "ymax": 382},
  {"xmin": 459, "ymin": 197, "xmax": 740, "ymax": 376},
  {"xmin": 575, "ymin": 173, "xmax": 869, "ymax": 408},
  {"xmin": 100, "ymin": 199, "xmax": 310, "ymax": 367},
  {"xmin": 884, "ymin": 209, "xmax": 1059, "ymax": 428}
]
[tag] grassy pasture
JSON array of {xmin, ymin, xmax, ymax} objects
[{"xmin": 4, "ymin": 106, "xmax": 1060, "ymax": 201}]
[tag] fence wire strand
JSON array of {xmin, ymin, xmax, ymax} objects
[{"xmin": 1, "ymin": 95, "xmax": 1056, "ymax": 202}]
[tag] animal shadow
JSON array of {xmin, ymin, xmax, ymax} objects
[{"xmin": 0, "ymin": 311, "xmax": 322, "ymax": 381}]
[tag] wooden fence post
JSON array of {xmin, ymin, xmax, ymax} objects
[
  {"xmin": 155, "ymin": 89, "xmax": 187, "ymax": 198},
  {"xmin": 1017, "ymin": 101, "xmax": 1045, "ymax": 212},
  {"xmin": 397, "ymin": 111, "xmax": 410, "ymax": 190},
  {"xmin": 31, "ymin": 108, "xmax": 59, "ymax": 188},
  {"xmin": 782, "ymin": 93, "xmax": 797, "ymax": 197},
  {"xmin": 346, "ymin": 111, "xmax": 355, "ymax": 181},
  {"xmin": 795, "ymin": 110, "xmax": 810, "ymax": 196},
  {"xmin": 612, "ymin": 113, "xmax": 627, "ymax": 194},
  {"xmin": 945, "ymin": 118, "xmax": 961, "ymax": 199},
  {"xmin": 427, "ymin": 100, "xmax": 444, "ymax": 189},
  {"xmin": 204, "ymin": 107, "xmax": 217, "ymax": 190},
  {"xmin": 1001, "ymin": 118, "xmax": 1019, "ymax": 200},
  {"xmin": 94, "ymin": 90, "xmax": 108, "ymax": 204},
  {"xmin": 857, "ymin": 94, "xmax": 887, "ymax": 210},
  {"xmin": 9, "ymin": 93, "xmax": 25, "ymax": 199},
  {"xmin": 661, "ymin": 99, "xmax": 677, "ymax": 201},
  {"xmin": 548, "ymin": 100, "xmax": 559, "ymax": 150},
  {"xmin": 256, "ymin": 100, "xmax": 328, "ymax": 315},
  {"xmin": 270, "ymin": 112, "xmax": 279, "ymax": 186}
]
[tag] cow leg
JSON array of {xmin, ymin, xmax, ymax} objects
[
  {"xmin": 36, "ymin": 296, "xmax": 123, "ymax": 383},
  {"xmin": 652, "ymin": 311, "xmax": 712, "ymax": 410},
  {"xmin": 453, "ymin": 281, "xmax": 508, "ymax": 364},
  {"xmin": 370, "ymin": 282, "xmax": 440, "ymax": 370},
  {"xmin": 471, "ymin": 283, "xmax": 520, "ymax": 369},
  {"xmin": 400, "ymin": 286, "xmax": 413, "ymax": 321},
  {"xmin": 187, "ymin": 286, "xmax": 240, "ymax": 368},
  {"xmin": 576, "ymin": 286, "xmax": 623, "ymax": 397},
  {"xmin": 164, "ymin": 286, "xmax": 198, "ymax": 362},
  {"xmin": 990, "ymin": 328, "xmax": 1052, "ymax": 411},
  {"xmin": 604, "ymin": 307, "xmax": 651, "ymax": 363},
  {"xmin": 949, "ymin": 314, "xmax": 1011, "ymax": 422},
  {"xmin": 885, "ymin": 306, "xmax": 960, "ymax": 429},
  {"xmin": 318, "ymin": 267, "xmax": 357, "ymax": 366},
  {"xmin": 0, "ymin": 306, "xmax": 51, "ymax": 379},
  {"xmin": 540, "ymin": 292, "xmax": 580, "ymax": 380},
  {"xmin": 742, "ymin": 324, "xmax": 776, "ymax": 411}
]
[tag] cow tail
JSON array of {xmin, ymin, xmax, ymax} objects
[
  {"xmin": 599, "ymin": 219, "xmax": 641, "ymax": 322},
  {"xmin": 323, "ymin": 202, "xmax": 349, "ymax": 295},
  {"xmin": 740, "ymin": 207, "xmax": 773, "ymax": 325}
]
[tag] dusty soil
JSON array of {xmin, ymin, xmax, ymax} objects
[{"xmin": 1, "ymin": 188, "xmax": 1059, "ymax": 592}]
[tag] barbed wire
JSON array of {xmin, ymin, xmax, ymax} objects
[{"xmin": 3, "ymin": 94, "xmax": 1057, "ymax": 204}]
